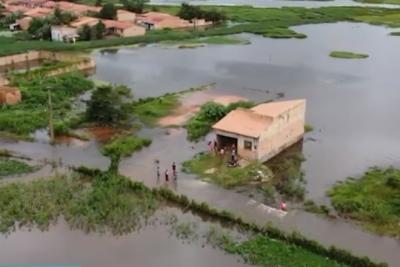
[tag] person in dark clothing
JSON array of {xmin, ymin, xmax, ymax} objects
[
  {"xmin": 172, "ymin": 162, "xmax": 177, "ymax": 179},
  {"xmin": 165, "ymin": 169, "xmax": 169, "ymax": 182}
]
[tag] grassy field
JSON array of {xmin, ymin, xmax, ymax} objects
[
  {"xmin": 328, "ymin": 167, "xmax": 400, "ymax": 238},
  {"xmin": 329, "ymin": 51, "xmax": 369, "ymax": 59},
  {"xmin": 1, "ymin": 6, "xmax": 400, "ymax": 56},
  {"xmin": 0, "ymin": 158, "xmax": 35, "ymax": 177}
]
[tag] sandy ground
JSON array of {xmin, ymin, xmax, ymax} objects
[{"xmin": 158, "ymin": 91, "xmax": 247, "ymax": 127}]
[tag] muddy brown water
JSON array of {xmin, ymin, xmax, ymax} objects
[{"xmin": 1, "ymin": 22, "xmax": 400, "ymax": 266}]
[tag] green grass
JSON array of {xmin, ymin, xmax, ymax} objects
[
  {"xmin": 328, "ymin": 167, "xmax": 400, "ymax": 238},
  {"xmin": 102, "ymin": 135, "xmax": 152, "ymax": 158},
  {"xmin": 353, "ymin": 13, "xmax": 400, "ymax": 27},
  {"xmin": 0, "ymin": 73, "xmax": 93, "ymax": 137},
  {"xmin": 1, "ymin": 6, "xmax": 400, "ymax": 56},
  {"xmin": 0, "ymin": 171, "xmax": 159, "ymax": 234},
  {"xmin": 206, "ymin": 228, "xmax": 348, "ymax": 267},
  {"xmin": 0, "ymin": 158, "xmax": 35, "ymax": 177},
  {"xmin": 182, "ymin": 152, "xmax": 273, "ymax": 188},
  {"xmin": 132, "ymin": 94, "xmax": 180, "ymax": 126},
  {"xmin": 354, "ymin": 0, "xmax": 400, "ymax": 5},
  {"xmin": 329, "ymin": 51, "xmax": 369, "ymax": 59}
]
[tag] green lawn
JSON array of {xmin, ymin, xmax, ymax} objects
[
  {"xmin": 328, "ymin": 167, "xmax": 400, "ymax": 238},
  {"xmin": 329, "ymin": 51, "xmax": 369, "ymax": 59}
]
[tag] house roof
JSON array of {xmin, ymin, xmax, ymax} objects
[
  {"xmin": 70, "ymin": 16, "xmax": 99, "ymax": 28},
  {"xmin": 212, "ymin": 99, "xmax": 306, "ymax": 138},
  {"xmin": 55, "ymin": 1, "xmax": 101, "ymax": 14},
  {"xmin": 250, "ymin": 99, "xmax": 306, "ymax": 118},
  {"xmin": 213, "ymin": 108, "xmax": 273, "ymax": 138},
  {"xmin": 23, "ymin": 7, "xmax": 53, "ymax": 17},
  {"xmin": 102, "ymin": 20, "xmax": 136, "ymax": 30}
]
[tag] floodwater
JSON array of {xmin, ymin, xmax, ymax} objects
[
  {"xmin": 0, "ymin": 208, "xmax": 251, "ymax": 267},
  {"xmin": 2, "ymin": 22, "xmax": 400, "ymax": 266},
  {"xmin": 93, "ymin": 22, "xmax": 400, "ymax": 200},
  {"xmin": 150, "ymin": 0, "xmax": 399, "ymax": 8}
]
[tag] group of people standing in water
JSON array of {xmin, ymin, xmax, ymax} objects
[{"xmin": 156, "ymin": 161, "xmax": 177, "ymax": 183}]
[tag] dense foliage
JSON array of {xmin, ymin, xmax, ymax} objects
[
  {"xmin": 99, "ymin": 3, "xmax": 117, "ymax": 19},
  {"xmin": 186, "ymin": 101, "xmax": 254, "ymax": 141},
  {"xmin": 51, "ymin": 8, "xmax": 77, "ymax": 26},
  {"xmin": 0, "ymin": 73, "xmax": 93, "ymax": 136},
  {"xmin": 86, "ymin": 84, "xmax": 132, "ymax": 124},
  {"xmin": 328, "ymin": 167, "xmax": 400, "ymax": 238},
  {"xmin": 120, "ymin": 0, "xmax": 148, "ymax": 13},
  {"xmin": 177, "ymin": 3, "xmax": 226, "ymax": 23},
  {"xmin": 78, "ymin": 21, "xmax": 105, "ymax": 41},
  {"xmin": 27, "ymin": 17, "xmax": 52, "ymax": 40},
  {"xmin": 0, "ymin": 172, "xmax": 159, "ymax": 234}
]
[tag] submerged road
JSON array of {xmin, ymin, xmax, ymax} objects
[{"xmin": 119, "ymin": 127, "xmax": 400, "ymax": 267}]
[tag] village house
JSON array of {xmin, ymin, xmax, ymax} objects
[
  {"xmin": 50, "ymin": 25, "xmax": 78, "ymax": 42},
  {"xmin": 116, "ymin": 9, "xmax": 136, "ymax": 22},
  {"xmin": 137, "ymin": 11, "xmax": 210, "ymax": 30},
  {"xmin": 212, "ymin": 99, "xmax": 306, "ymax": 162},
  {"xmin": 102, "ymin": 20, "xmax": 145, "ymax": 37}
]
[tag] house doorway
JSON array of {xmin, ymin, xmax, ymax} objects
[{"xmin": 216, "ymin": 134, "xmax": 237, "ymax": 151}]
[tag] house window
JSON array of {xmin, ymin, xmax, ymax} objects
[{"xmin": 244, "ymin": 140, "xmax": 252, "ymax": 150}]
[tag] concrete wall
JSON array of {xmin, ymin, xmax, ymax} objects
[
  {"xmin": 0, "ymin": 51, "xmax": 96, "ymax": 86},
  {"xmin": 257, "ymin": 101, "xmax": 306, "ymax": 162}
]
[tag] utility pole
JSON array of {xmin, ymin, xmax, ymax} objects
[{"xmin": 48, "ymin": 86, "xmax": 55, "ymax": 144}]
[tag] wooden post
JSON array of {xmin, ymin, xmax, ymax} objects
[{"xmin": 48, "ymin": 87, "xmax": 55, "ymax": 144}]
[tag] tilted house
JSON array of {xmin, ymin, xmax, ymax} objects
[{"xmin": 212, "ymin": 99, "xmax": 306, "ymax": 162}]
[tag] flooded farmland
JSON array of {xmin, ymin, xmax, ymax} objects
[{"xmin": 1, "ymin": 20, "xmax": 400, "ymax": 267}]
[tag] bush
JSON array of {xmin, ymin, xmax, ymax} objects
[{"xmin": 99, "ymin": 3, "xmax": 117, "ymax": 19}]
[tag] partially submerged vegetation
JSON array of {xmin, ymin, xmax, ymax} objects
[
  {"xmin": 0, "ymin": 72, "xmax": 93, "ymax": 138},
  {"xmin": 328, "ymin": 167, "xmax": 400, "ymax": 238},
  {"xmin": 131, "ymin": 94, "xmax": 180, "ymax": 126},
  {"xmin": 329, "ymin": 51, "xmax": 369, "ymax": 59},
  {"xmin": 0, "ymin": 158, "xmax": 35, "ymax": 177},
  {"xmin": 390, "ymin": 31, "xmax": 400, "ymax": 36},
  {"xmin": 2, "ymin": 6, "xmax": 400, "ymax": 56},
  {"xmin": 182, "ymin": 152, "xmax": 273, "ymax": 188},
  {"xmin": 183, "ymin": 143, "xmax": 306, "ymax": 202},
  {"xmin": 186, "ymin": 101, "xmax": 254, "ymax": 141},
  {"xmin": 354, "ymin": 0, "xmax": 400, "ymax": 5},
  {"xmin": 0, "ymin": 166, "xmax": 388, "ymax": 267},
  {"xmin": 0, "ymin": 171, "xmax": 159, "ymax": 235},
  {"xmin": 102, "ymin": 135, "xmax": 151, "ymax": 171}
]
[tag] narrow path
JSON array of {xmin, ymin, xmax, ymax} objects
[{"xmin": 120, "ymin": 128, "xmax": 400, "ymax": 267}]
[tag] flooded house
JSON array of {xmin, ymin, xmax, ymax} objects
[{"xmin": 212, "ymin": 99, "xmax": 306, "ymax": 162}]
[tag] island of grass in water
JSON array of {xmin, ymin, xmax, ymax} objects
[
  {"xmin": 329, "ymin": 51, "xmax": 369, "ymax": 59},
  {"xmin": 328, "ymin": 167, "xmax": 400, "ymax": 238}
]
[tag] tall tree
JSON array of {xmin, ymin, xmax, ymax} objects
[
  {"xmin": 99, "ymin": 3, "xmax": 117, "ymax": 19},
  {"xmin": 120, "ymin": 0, "xmax": 148, "ymax": 14}
]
